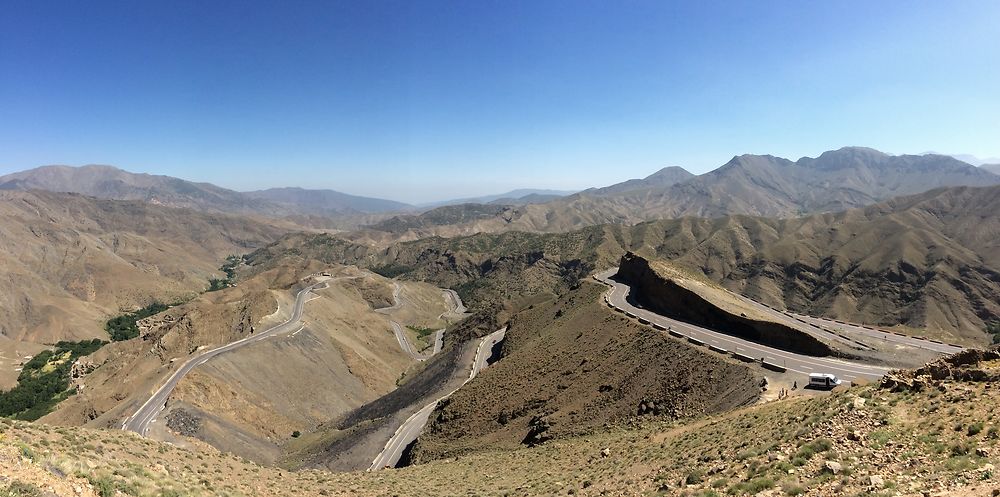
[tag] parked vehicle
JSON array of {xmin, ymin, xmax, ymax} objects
[{"xmin": 808, "ymin": 373, "xmax": 843, "ymax": 389}]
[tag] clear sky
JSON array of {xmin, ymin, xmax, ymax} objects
[{"xmin": 2, "ymin": 1, "xmax": 999, "ymax": 204}]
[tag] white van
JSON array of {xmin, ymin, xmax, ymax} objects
[{"xmin": 808, "ymin": 373, "xmax": 843, "ymax": 389}]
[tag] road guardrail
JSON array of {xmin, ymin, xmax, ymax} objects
[{"xmin": 762, "ymin": 361, "xmax": 787, "ymax": 373}]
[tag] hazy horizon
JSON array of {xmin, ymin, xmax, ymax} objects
[{"xmin": 2, "ymin": 1, "xmax": 999, "ymax": 203}]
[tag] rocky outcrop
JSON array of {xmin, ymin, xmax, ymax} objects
[
  {"xmin": 881, "ymin": 347, "xmax": 1000, "ymax": 392},
  {"xmin": 617, "ymin": 252, "xmax": 834, "ymax": 356}
]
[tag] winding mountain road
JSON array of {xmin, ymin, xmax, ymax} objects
[
  {"xmin": 596, "ymin": 268, "xmax": 899, "ymax": 382},
  {"xmin": 122, "ymin": 279, "xmax": 329, "ymax": 436},
  {"xmin": 369, "ymin": 327, "xmax": 507, "ymax": 470},
  {"xmin": 378, "ymin": 282, "xmax": 461, "ymax": 361}
]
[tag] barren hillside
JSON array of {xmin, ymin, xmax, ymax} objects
[
  {"xmin": 408, "ymin": 282, "xmax": 763, "ymax": 463},
  {"xmin": 4, "ymin": 348, "xmax": 1000, "ymax": 496},
  {"xmin": 0, "ymin": 191, "xmax": 292, "ymax": 361},
  {"xmin": 39, "ymin": 262, "xmax": 453, "ymax": 466}
]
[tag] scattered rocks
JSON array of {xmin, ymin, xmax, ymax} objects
[
  {"xmin": 165, "ymin": 407, "xmax": 202, "ymax": 437},
  {"xmin": 881, "ymin": 347, "xmax": 1000, "ymax": 392},
  {"xmin": 869, "ymin": 475, "xmax": 884, "ymax": 488},
  {"xmin": 822, "ymin": 460, "xmax": 843, "ymax": 474},
  {"xmin": 522, "ymin": 416, "xmax": 553, "ymax": 446},
  {"xmin": 637, "ymin": 399, "xmax": 662, "ymax": 416},
  {"xmin": 600, "ymin": 448, "xmax": 610, "ymax": 458}
]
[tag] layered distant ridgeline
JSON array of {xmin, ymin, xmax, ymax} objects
[
  {"xmin": 5, "ymin": 147, "xmax": 996, "ymax": 237},
  {"xmin": 0, "ymin": 190, "xmax": 292, "ymax": 346},
  {"xmin": 251, "ymin": 185, "xmax": 1000, "ymax": 343},
  {"xmin": 422, "ymin": 188, "xmax": 577, "ymax": 207},
  {"xmin": 0, "ymin": 165, "xmax": 410, "ymax": 220},
  {"xmin": 358, "ymin": 147, "xmax": 1000, "ymax": 237}
]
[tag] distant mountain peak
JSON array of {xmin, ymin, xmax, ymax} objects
[
  {"xmin": 587, "ymin": 165, "xmax": 694, "ymax": 196},
  {"xmin": 645, "ymin": 165, "xmax": 693, "ymax": 179},
  {"xmin": 831, "ymin": 145, "xmax": 887, "ymax": 155}
]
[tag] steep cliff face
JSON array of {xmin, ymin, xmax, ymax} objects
[{"xmin": 617, "ymin": 252, "xmax": 834, "ymax": 357}]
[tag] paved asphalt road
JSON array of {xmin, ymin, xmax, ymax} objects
[
  {"xmin": 442, "ymin": 289, "xmax": 468, "ymax": 315},
  {"xmin": 122, "ymin": 279, "xmax": 328, "ymax": 436},
  {"xmin": 377, "ymin": 282, "xmax": 428, "ymax": 361},
  {"xmin": 596, "ymin": 269, "xmax": 895, "ymax": 382},
  {"xmin": 431, "ymin": 329, "xmax": 445, "ymax": 355},
  {"xmin": 369, "ymin": 327, "xmax": 507, "ymax": 470},
  {"xmin": 788, "ymin": 312, "xmax": 964, "ymax": 355}
]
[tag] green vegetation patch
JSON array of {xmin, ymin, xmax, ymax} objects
[
  {"xmin": 0, "ymin": 339, "xmax": 106, "ymax": 420},
  {"xmin": 105, "ymin": 302, "xmax": 170, "ymax": 341},
  {"xmin": 371, "ymin": 263, "xmax": 414, "ymax": 279},
  {"xmin": 406, "ymin": 325, "xmax": 438, "ymax": 339},
  {"xmin": 987, "ymin": 319, "xmax": 1000, "ymax": 344},
  {"xmin": 207, "ymin": 254, "xmax": 242, "ymax": 292}
]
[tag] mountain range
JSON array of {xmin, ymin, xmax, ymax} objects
[
  {"xmin": 247, "ymin": 184, "xmax": 1000, "ymax": 343},
  {"xmin": 4, "ymin": 148, "xmax": 998, "ymax": 237},
  {"xmin": 420, "ymin": 188, "xmax": 577, "ymax": 207},
  {"xmin": 0, "ymin": 165, "xmax": 410, "ymax": 220},
  {"xmin": 356, "ymin": 147, "xmax": 1000, "ymax": 237},
  {"xmin": 3, "ymin": 146, "xmax": 1000, "ymax": 495}
]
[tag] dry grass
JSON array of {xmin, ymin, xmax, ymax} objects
[{"xmin": 3, "ymin": 358, "xmax": 1000, "ymax": 496}]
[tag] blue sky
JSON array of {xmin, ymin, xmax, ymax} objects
[{"xmin": 2, "ymin": 1, "xmax": 998, "ymax": 203}]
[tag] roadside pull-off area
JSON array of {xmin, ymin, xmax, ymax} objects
[
  {"xmin": 368, "ymin": 327, "xmax": 506, "ymax": 470},
  {"xmin": 122, "ymin": 276, "xmax": 333, "ymax": 436}
]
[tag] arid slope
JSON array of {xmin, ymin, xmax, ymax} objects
[
  {"xmin": 4, "ymin": 348, "xmax": 1000, "ymax": 496},
  {"xmin": 0, "ymin": 190, "xmax": 292, "ymax": 377},
  {"xmin": 408, "ymin": 282, "xmax": 763, "ymax": 462}
]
